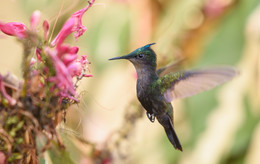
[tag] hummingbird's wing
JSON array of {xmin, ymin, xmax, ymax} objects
[
  {"xmin": 156, "ymin": 58, "xmax": 184, "ymax": 77},
  {"xmin": 155, "ymin": 67, "xmax": 238, "ymax": 102}
]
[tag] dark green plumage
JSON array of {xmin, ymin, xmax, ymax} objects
[{"xmin": 109, "ymin": 43, "xmax": 237, "ymax": 151}]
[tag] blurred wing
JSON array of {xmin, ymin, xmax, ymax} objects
[
  {"xmin": 157, "ymin": 67, "xmax": 238, "ymax": 102},
  {"xmin": 156, "ymin": 58, "xmax": 184, "ymax": 77}
]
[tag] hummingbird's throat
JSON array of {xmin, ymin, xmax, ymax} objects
[{"xmin": 135, "ymin": 66, "xmax": 158, "ymax": 84}]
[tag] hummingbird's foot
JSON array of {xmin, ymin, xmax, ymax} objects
[{"xmin": 146, "ymin": 112, "xmax": 155, "ymax": 123}]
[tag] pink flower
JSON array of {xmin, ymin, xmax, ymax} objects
[
  {"xmin": 62, "ymin": 53, "xmax": 78, "ymax": 66},
  {"xmin": 71, "ymin": 55, "xmax": 93, "ymax": 77},
  {"xmin": 36, "ymin": 48, "xmax": 42, "ymax": 61},
  {"xmin": 0, "ymin": 151, "xmax": 7, "ymax": 164},
  {"xmin": 0, "ymin": 74, "xmax": 16, "ymax": 105},
  {"xmin": 0, "ymin": 22, "xmax": 27, "ymax": 38},
  {"xmin": 46, "ymin": 48, "xmax": 76, "ymax": 97},
  {"xmin": 30, "ymin": 57, "xmax": 36, "ymax": 66},
  {"xmin": 56, "ymin": 45, "xmax": 78, "ymax": 59},
  {"xmin": 203, "ymin": 0, "xmax": 230, "ymax": 18},
  {"xmin": 0, "ymin": 4, "xmax": 94, "ymax": 102},
  {"xmin": 0, "ymin": 10, "xmax": 43, "ymax": 39},
  {"xmin": 43, "ymin": 20, "xmax": 50, "ymax": 41},
  {"xmin": 69, "ymin": 46, "xmax": 79, "ymax": 54},
  {"xmin": 46, "ymin": 1, "xmax": 95, "ymax": 98},
  {"xmin": 30, "ymin": 10, "xmax": 41, "ymax": 30},
  {"xmin": 67, "ymin": 62, "xmax": 82, "ymax": 77},
  {"xmin": 51, "ymin": 0, "xmax": 95, "ymax": 47},
  {"xmin": 45, "ymin": 44, "xmax": 92, "ymax": 100},
  {"xmin": 78, "ymin": 55, "xmax": 93, "ymax": 77}
]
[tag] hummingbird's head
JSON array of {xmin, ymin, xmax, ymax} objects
[{"xmin": 109, "ymin": 43, "xmax": 157, "ymax": 70}]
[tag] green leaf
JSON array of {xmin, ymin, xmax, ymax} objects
[
  {"xmin": 46, "ymin": 142, "xmax": 74, "ymax": 164},
  {"xmin": 37, "ymin": 134, "xmax": 74, "ymax": 164}
]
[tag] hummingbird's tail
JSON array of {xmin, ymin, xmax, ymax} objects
[{"xmin": 157, "ymin": 114, "xmax": 183, "ymax": 151}]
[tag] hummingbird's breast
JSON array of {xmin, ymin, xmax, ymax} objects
[{"xmin": 137, "ymin": 77, "xmax": 168, "ymax": 116}]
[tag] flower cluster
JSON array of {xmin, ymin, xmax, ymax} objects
[{"xmin": 0, "ymin": 0, "xmax": 95, "ymax": 104}]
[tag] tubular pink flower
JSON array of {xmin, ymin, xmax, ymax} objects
[
  {"xmin": 67, "ymin": 62, "xmax": 82, "ymax": 77},
  {"xmin": 83, "ymin": 74, "xmax": 93, "ymax": 77},
  {"xmin": 43, "ymin": 20, "xmax": 50, "ymax": 41},
  {"xmin": 79, "ymin": 55, "xmax": 88, "ymax": 65},
  {"xmin": 50, "ymin": 19, "xmax": 74, "ymax": 47},
  {"xmin": 0, "ymin": 75, "xmax": 16, "ymax": 105},
  {"xmin": 203, "ymin": 0, "xmax": 229, "ymax": 17},
  {"xmin": 0, "ymin": 151, "xmax": 7, "ymax": 164},
  {"xmin": 62, "ymin": 54, "xmax": 78, "ymax": 66},
  {"xmin": 36, "ymin": 48, "xmax": 43, "ymax": 61},
  {"xmin": 0, "ymin": 22, "xmax": 27, "ymax": 38},
  {"xmin": 69, "ymin": 46, "xmax": 79, "ymax": 54},
  {"xmin": 45, "ymin": 45, "xmax": 92, "ymax": 100},
  {"xmin": 30, "ymin": 10, "xmax": 41, "ymax": 30},
  {"xmin": 77, "ymin": 55, "xmax": 93, "ymax": 77},
  {"xmin": 55, "ymin": 45, "xmax": 80, "ymax": 66},
  {"xmin": 45, "ymin": 48, "xmax": 76, "ymax": 97},
  {"xmin": 51, "ymin": 0, "xmax": 95, "ymax": 47},
  {"xmin": 30, "ymin": 57, "xmax": 36, "ymax": 66},
  {"xmin": 0, "ymin": 6, "xmax": 94, "ymax": 103},
  {"xmin": 56, "ymin": 45, "xmax": 71, "ymax": 58}
]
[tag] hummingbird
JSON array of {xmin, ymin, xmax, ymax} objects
[{"xmin": 109, "ymin": 43, "xmax": 237, "ymax": 151}]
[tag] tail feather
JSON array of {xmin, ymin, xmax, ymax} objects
[{"xmin": 157, "ymin": 114, "xmax": 183, "ymax": 151}]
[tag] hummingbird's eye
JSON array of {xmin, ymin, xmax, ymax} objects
[{"xmin": 137, "ymin": 53, "xmax": 144, "ymax": 59}]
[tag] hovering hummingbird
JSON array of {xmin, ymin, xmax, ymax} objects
[{"xmin": 109, "ymin": 43, "xmax": 237, "ymax": 151}]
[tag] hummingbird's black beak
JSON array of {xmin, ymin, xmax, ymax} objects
[
  {"xmin": 109, "ymin": 56, "xmax": 127, "ymax": 60},
  {"xmin": 109, "ymin": 53, "xmax": 133, "ymax": 61}
]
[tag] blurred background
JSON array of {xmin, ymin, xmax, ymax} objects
[{"xmin": 1, "ymin": 0, "xmax": 260, "ymax": 163}]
